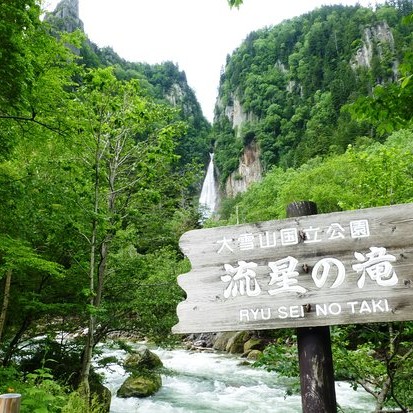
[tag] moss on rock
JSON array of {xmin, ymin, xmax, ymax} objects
[{"xmin": 117, "ymin": 372, "xmax": 162, "ymax": 398}]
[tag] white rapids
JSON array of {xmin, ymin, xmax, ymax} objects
[{"xmin": 95, "ymin": 346, "xmax": 375, "ymax": 413}]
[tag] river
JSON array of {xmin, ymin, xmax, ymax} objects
[{"xmin": 96, "ymin": 345, "xmax": 375, "ymax": 413}]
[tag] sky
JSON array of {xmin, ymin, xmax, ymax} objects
[{"xmin": 45, "ymin": 0, "xmax": 376, "ymax": 122}]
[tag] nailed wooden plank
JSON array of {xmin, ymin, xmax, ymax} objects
[{"xmin": 173, "ymin": 203, "xmax": 413, "ymax": 334}]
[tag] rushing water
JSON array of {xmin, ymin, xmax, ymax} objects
[
  {"xmin": 199, "ymin": 153, "xmax": 217, "ymax": 220},
  {"xmin": 96, "ymin": 345, "xmax": 375, "ymax": 413}
]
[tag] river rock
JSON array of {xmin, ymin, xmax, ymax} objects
[
  {"xmin": 246, "ymin": 349, "xmax": 263, "ymax": 361},
  {"xmin": 213, "ymin": 331, "xmax": 256, "ymax": 354},
  {"xmin": 185, "ymin": 332, "xmax": 217, "ymax": 349},
  {"xmin": 117, "ymin": 372, "xmax": 162, "ymax": 398},
  {"xmin": 118, "ymin": 346, "xmax": 163, "ymax": 398},
  {"xmin": 90, "ymin": 379, "xmax": 111, "ymax": 412},
  {"xmin": 213, "ymin": 332, "xmax": 238, "ymax": 352},
  {"xmin": 243, "ymin": 337, "xmax": 267, "ymax": 353},
  {"xmin": 123, "ymin": 346, "xmax": 163, "ymax": 372},
  {"xmin": 226, "ymin": 331, "xmax": 252, "ymax": 354}
]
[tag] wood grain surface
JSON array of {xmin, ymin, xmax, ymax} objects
[{"xmin": 173, "ymin": 203, "xmax": 413, "ymax": 333}]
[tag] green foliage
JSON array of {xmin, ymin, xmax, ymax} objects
[
  {"xmin": 105, "ymin": 246, "xmax": 188, "ymax": 344},
  {"xmin": 0, "ymin": 0, "xmax": 211, "ymax": 397},
  {"xmin": 0, "ymin": 0, "xmax": 41, "ymax": 106},
  {"xmin": 0, "ymin": 363, "xmax": 106, "ymax": 413},
  {"xmin": 0, "ymin": 366, "xmax": 21, "ymax": 394},
  {"xmin": 255, "ymin": 341, "xmax": 299, "ymax": 378},
  {"xmin": 332, "ymin": 328, "xmax": 387, "ymax": 385},
  {"xmin": 332, "ymin": 322, "xmax": 413, "ymax": 411},
  {"xmin": 0, "ymin": 235, "xmax": 63, "ymax": 277},
  {"xmin": 61, "ymin": 392, "xmax": 107, "ymax": 413},
  {"xmin": 21, "ymin": 368, "xmax": 66, "ymax": 413},
  {"xmin": 227, "ymin": 0, "xmax": 243, "ymax": 7},
  {"xmin": 0, "ymin": 14, "xmax": 83, "ymax": 159},
  {"xmin": 347, "ymin": 7, "xmax": 413, "ymax": 136},
  {"xmin": 213, "ymin": 117, "xmax": 243, "ymax": 184},
  {"xmin": 223, "ymin": 129, "xmax": 413, "ymax": 223},
  {"xmin": 214, "ymin": 3, "xmax": 413, "ymax": 177},
  {"xmin": 81, "ymin": 44, "xmax": 212, "ymax": 170},
  {"xmin": 253, "ymin": 334, "xmax": 300, "ymax": 396}
]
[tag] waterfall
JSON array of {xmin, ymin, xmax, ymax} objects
[{"xmin": 199, "ymin": 153, "xmax": 217, "ymax": 220}]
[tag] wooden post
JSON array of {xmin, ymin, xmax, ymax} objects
[
  {"xmin": 0, "ymin": 394, "xmax": 21, "ymax": 413},
  {"xmin": 287, "ymin": 201, "xmax": 337, "ymax": 413}
]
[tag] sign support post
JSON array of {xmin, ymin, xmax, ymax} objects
[{"xmin": 287, "ymin": 201, "xmax": 337, "ymax": 413}]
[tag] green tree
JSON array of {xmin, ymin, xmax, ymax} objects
[
  {"xmin": 215, "ymin": 3, "xmax": 413, "ymax": 178},
  {"xmin": 68, "ymin": 67, "xmax": 189, "ymax": 400},
  {"xmin": 0, "ymin": 0, "xmax": 40, "ymax": 107},
  {"xmin": 0, "ymin": 9, "xmax": 83, "ymax": 157}
]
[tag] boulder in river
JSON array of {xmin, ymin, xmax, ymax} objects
[
  {"xmin": 90, "ymin": 379, "xmax": 112, "ymax": 411},
  {"xmin": 213, "ymin": 331, "xmax": 242, "ymax": 352},
  {"xmin": 117, "ymin": 346, "xmax": 163, "ymax": 398},
  {"xmin": 246, "ymin": 349, "xmax": 263, "ymax": 361},
  {"xmin": 226, "ymin": 331, "xmax": 252, "ymax": 354},
  {"xmin": 117, "ymin": 372, "xmax": 162, "ymax": 398},
  {"xmin": 123, "ymin": 346, "xmax": 163, "ymax": 372}
]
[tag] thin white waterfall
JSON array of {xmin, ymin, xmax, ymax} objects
[{"xmin": 199, "ymin": 153, "xmax": 217, "ymax": 220}]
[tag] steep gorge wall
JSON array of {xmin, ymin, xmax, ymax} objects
[
  {"xmin": 220, "ymin": 95, "xmax": 262, "ymax": 197},
  {"xmin": 45, "ymin": 0, "xmax": 84, "ymax": 32},
  {"xmin": 219, "ymin": 19, "xmax": 398, "ymax": 198}
]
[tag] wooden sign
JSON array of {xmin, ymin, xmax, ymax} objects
[{"xmin": 172, "ymin": 203, "xmax": 413, "ymax": 334}]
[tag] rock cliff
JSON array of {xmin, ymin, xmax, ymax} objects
[
  {"xmin": 225, "ymin": 95, "xmax": 258, "ymax": 133},
  {"xmin": 45, "ymin": 0, "xmax": 84, "ymax": 33},
  {"xmin": 225, "ymin": 141, "xmax": 262, "ymax": 198},
  {"xmin": 219, "ymin": 94, "xmax": 262, "ymax": 198},
  {"xmin": 350, "ymin": 21, "xmax": 398, "ymax": 80}
]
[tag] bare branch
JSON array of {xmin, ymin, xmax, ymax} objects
[{"xmin": 0, "ymin": 114, "xmax": 69, "ymax": 137}]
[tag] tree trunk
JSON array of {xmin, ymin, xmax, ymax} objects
[
  {"xmin": 2, "ymin": 316, "xmax": 32, "ymax": 366},
  {"xmin": 79, "ymin": 148, "xmax": 100, "ymax": 403},
  {"xmin": 0, "ymin": 270, "xmax": 12, "ymax": 342},
  {"xmin": 94, "ymin": 241, "xmax": 108, "ymax": 308},
  {"xmin": 374, "ymin": 376, "xmax": 391, "ymax": 413},
  {"xmin": 79, "ymin": 239, "xmax": 96, "ymax": 403}
]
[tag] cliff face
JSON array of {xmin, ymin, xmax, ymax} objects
[
  {"xmin": 45, "ymin": 1, "xmax": 211, "ymax": 177},
  {"xmin": 224, "ymin": 96, "xmax": 258, "ymax": 133},
  {"xmin": 45, "ymin": 0, "xmax": 84, "ymax": 32},
  {"xmin": 350, "ymin": 21, "xmax": 398, "ymax": 80},
  {"xmin": 225, "ymin": 141, "xmax": 262, "ymax": 198}
]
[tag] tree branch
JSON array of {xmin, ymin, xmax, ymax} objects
[{"xmin": 0, "ymin": 114, "xmax": 69, "ymax": 137}]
